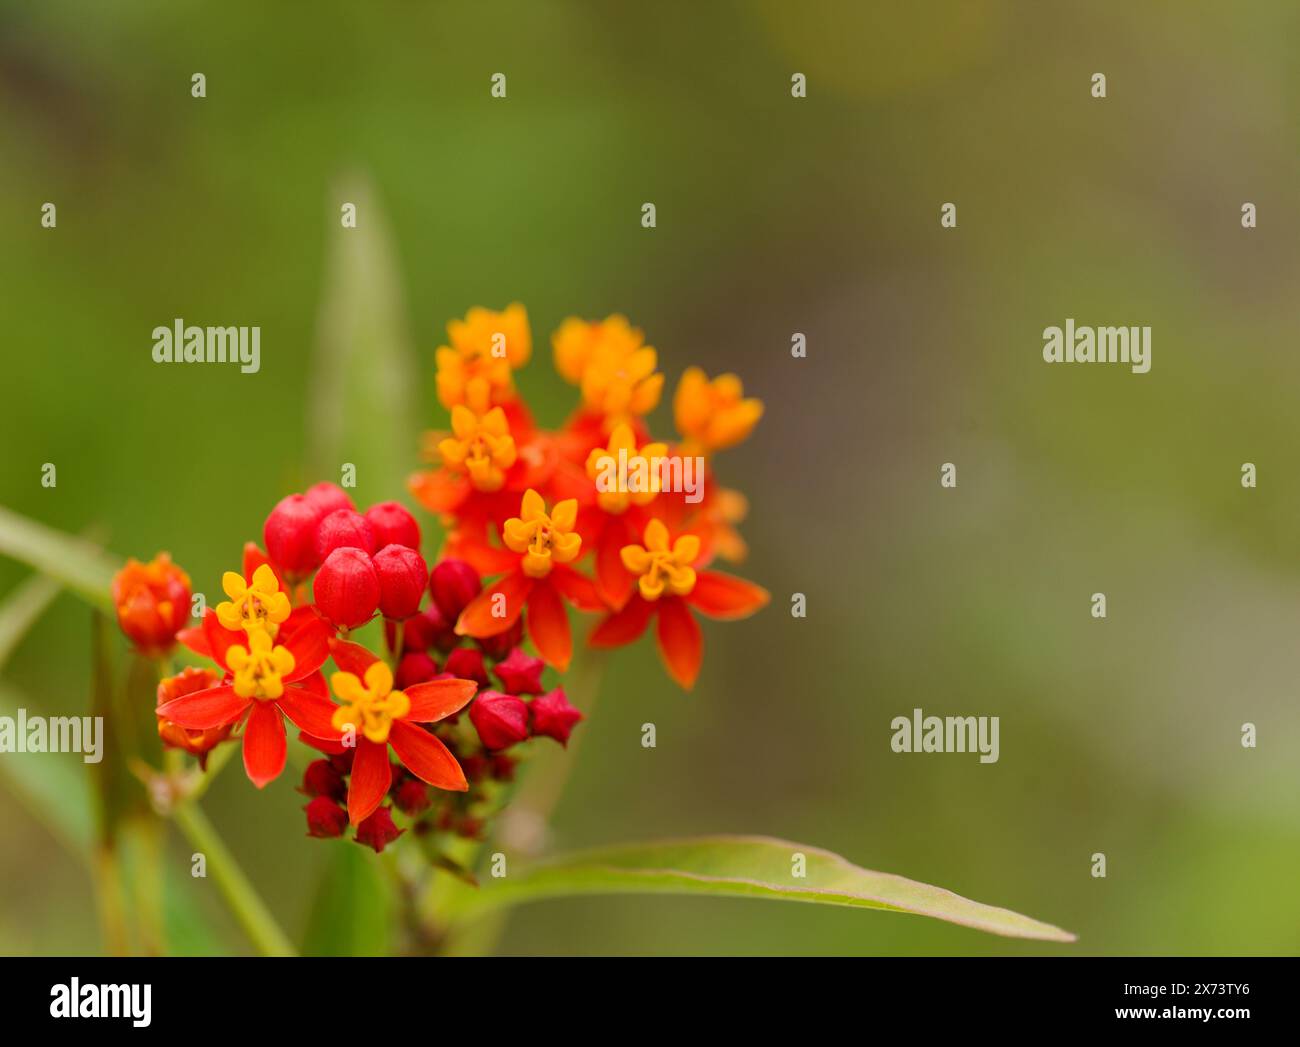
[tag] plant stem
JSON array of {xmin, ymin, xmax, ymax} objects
[
  {"xmin": 171, "ymin": 801, "xmax": 297, "ymax": 956},
  {"xmin": 91, "ymin": 843, "xmax": 130, "ymax": 955}
]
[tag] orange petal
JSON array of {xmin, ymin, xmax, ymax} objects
[
  {"xmin": 456, "ymin": 570, "xmax": 531, "ymax": 638},
  {"xmin": 550, "ymin": 563, "xmax": 605, "ymax": 612},
  {"xmin": 347, "ymin": 737, "xmax": 392, "ymax": 825},
  {"xmin": 526, "ymin": 580, "xmax": 571, "ymax": 670},
  {"xmin": 278, "ymin": 683, "xmax": 342, "ymax": 740},
  {"xmin": 242, "ymin": 702, "xmax": 287, "ymax": 789},
  {"xmin": 408, "ymin": 469, "xmax": 470, "ymax": 514},
  {"xmin": 281, "ymin": 609, "xmax": 331, "ymax": 681},
  {"xmin": 688, "ymin": 571, "xmax": 770, "ymax": 620},
  {"xmin": 389, "ymin": 720, "xmax": 468, "ymax": 792},
  {"xmin": 594, "ymin": 524, "xmax": 634, "ymax": 611},
  {"xmin": 403, "ymin": 678, "xmax": 478, "ymax": 723},
  {"xmin": 588, "ymin": 596, "xmax": 654, "ymax": 648},
  {"xmin": 655, "ymin": 596, "xmax": 702, "ymax": 690}
]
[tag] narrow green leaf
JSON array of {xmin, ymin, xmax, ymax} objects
[
  {"xmin": 0, "ymin": 572, "xmax": 61, "ymax": 670},
  {"xmin": 0, "ymin": 506, "xmax": 116, "ymax": 609},
  {"xmin": 301, "ymin": 843, "xmax": 395, "ymax": 956},
  {"xmin": 445, "ymin": 835, "xmax": 1077, "ymax": 942},
  {"xmin": 0, "ymin": 681, "xmax": 96, "ymax": 856},
  {"xmin": 307, "ymin": 175, "xmax": 418, "ymax": 502}
]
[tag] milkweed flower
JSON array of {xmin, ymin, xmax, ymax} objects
[
  {"xmin": 579, "ymin": 423, "xmax": 668, "ymax": 608},
  {"xmin": 439, "ymin": 405, "xmax": 518, "ymax": 493},
  {"xmin": 454, "ymin": 489, "xmax": 601, "ymax": 670},
  {"xmin": 327, "ymin": 641, "xmax": 477, "ymax": 824},
  {"xmin": 590, "ymin": 518, "xmax": 769, "ymax": 689},
  {"xmin": 436, "ymin": 303, "xmax": 531, "ymax": 410},
  {"xmin": 156, "ymin": 609, "xmax": 340, "ymax": 787},
  {"xmin": 673, "ymin": 366, "xmax": 764, "ymax": 457},
  {"xmin": 112, "ymin": 553, "xmax": 191, "ymax": 655},
  {"xmin": 553, "ymin": 314, "xmax": 664, "ymax": 428},
  {"xmin": 215, "ymin": 563, "xmax": 291, "ymax": 636}
]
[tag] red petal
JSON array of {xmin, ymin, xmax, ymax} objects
[
  {"xmin": 689, "ymin": 571, "xmax": 770, "ymax": 620},
  {"xmin": 329, "ymin": 637, "xmax": 379, "ymax": 677},
  {"xmin": 455, "ymin": 570, "xmax": 531, "ymax": 638},
  {"xmin": 551, "ymin": 563, "xmax": 606, "ymax": 612},
  {"xmin": 594, "ymin": 524, "xmax": 634, "ymax": 610},
  {"xmin": 403, "ymin": 678, "xmax": 477, "ymax": 723},
  {"xmin": 347, "ymin": 737, "xmax": 392, "ymax": 825},
  {"xmin": 281, "ymin": 609, "xmax": 331, "ymax": 681},
  {"xmin": 655, "ymin": 596, "xmax": 703, "ymax": 690},
  {"xmin": 177, "ymin": 626, "xmax": 212, "ymax": 658},
  {"xmin": 278, "ymin": 683, "xmax": 342, "ymax": 740},
  {"xmin": 526, "ymin": 580, "xmax": 572, "ymax": 671},
  {"xmin": 589, "ymin": 596, "xmax": 654, "ymax": 648},
  {"xmin": 203, "ymin": 610, "xmax": 246, "ymax": 671},
  {"xmin": 242, "ymin": 701, "xmax": 287, "ymax": 788},
  {"xmin": 389, "ymin": 720, "xmax": 468, "ymax": 792},
  {"xmin": 157, "ymin": 685, "xmax": 248, "ymax": 730}
]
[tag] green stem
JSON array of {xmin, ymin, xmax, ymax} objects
[{"xmin": 171, "ymin": 801, "xmax": 297, "ymax": 956}]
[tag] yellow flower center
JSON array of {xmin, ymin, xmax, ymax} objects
[
  {"xmin": 503, "ymin": 489, "xmax": 582, "ymax": 578},
  {"xmin": 584, "ymin": 423, "xmax": 668, "ymax": 514},
  {"xmin": 621, "ymin": 519, "xmax": 699, "ymax": 601},
  {"xmin": 216, "ymin": 564, "xmax": 291, "ymax": 637},
  {"xmin": 227, "ymin": 628, "xmax": 296, "ymax": 700},
  {"xmin": 439, "ymin": 405, "xmax": 518, "ymax": 492},
  {"xmin": 330, "ymin": 661, "xmax": 410, "ymax": 744}
]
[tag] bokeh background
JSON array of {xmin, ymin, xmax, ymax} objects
[{"xmin": 2, "ymin": 0, "xmax": 1298, "ymax": 955}]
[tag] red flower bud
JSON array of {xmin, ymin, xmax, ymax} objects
[
  {"xmin": 300, "ymin": 759, "xmax": 346, "ymax": 802},
  {"xmin": 313, "ymin": 547, "xmax": 380, "ymax": 629},
  {"xmin": 494, "ymin": 647, "xmax": 545, "ymax": 695},
  {"xmin": 113, "ymin": 553, "xmax": 192, "ymax": 655},
  {"xmin": 392, "ymin": 779, "xmax": 430, "ymax": 817},
  {"xmin": 469, "ymin": 690, "xmax": 530, "ymax": 751},
  {"xmin": 364, "ymin": 501, "xmax": 421, "ymax": 552},
  {"xmin": 459, "ymin": 754, "xmax": 490, "ymax": 782},
  {"xmin": 354, "ymin": 806, "xmax": 405, "ymax": 853},
  {"xmin": 428, "ymin": 558, "xmax": 481, "ymax": 621},
  {"xmin": 264, "ymin": 493, "xmax": 326, "ymax": 576},
  {"xmin": 373, "ymin": 545, "xmax": 429, "ymax": 620},
  {"xmin": 444, "ymin": 646, "xmax": 490, "ymax": 688},
  {"xmin": 304, "ymin": 481, "xmax": 355, "ymax": 517},
  {"xmin": 491, "ymin": 754, "xmax": 517, "ymax": 782},
  {"xmin": 395, "ymin": 651, "xmax": 438, "ymax": 689},
  {"xmin": 476, "ymin": 617, "xmax": 523, "ymax": 661},
  {"xmin": 305, "ymin": 796, "xmax": 348, "ymax": 838},
  {"xmin": 316, "ymin": 509, "xmax": 376, "ymax": 560},
  {"xmin": 530, "ymin": 687, "xmax": 583, "ymax": 746},
  {"xmin": 329, "ymin": 748, "xmax": 355, "ymax": 775}
]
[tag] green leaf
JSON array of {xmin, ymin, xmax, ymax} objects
[
  {"xmin": 0, "ymin": 572, "xmax": 61, "ymax": 670},
  {"xmin": 0, "ymin": 506, "xmax": 116, "ymax": 609},
  {"xmin": 0, "ymin": 681, "xmax": 96, "ymax": 857},
  {"xmin": 444, "ymin": 835, "xmax": 1077, "ymax": 942},
  {"xmin": 301, "ymin": 843, "xmax": 395, "ymax": 956},
  {"xmin": 307, "ymin": 175, "xmax": 418, "ymax": 503}
]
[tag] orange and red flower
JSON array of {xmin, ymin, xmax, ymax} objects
[
  {"xmin": 453, "ymin": 489, "xmax": 601, "ymax": 670},
  {"xmin": 589, "ymin": 519, "xmax": 769, "ymax": 689},
  {"xmin": 157, "ymin": 608, "xmax": 339, "ymax": 788},
  {"xmin": 327, "ymin": 640, "xmax": 477, "ymax": 824},
  {"xmin": 112, "ymin": 553, "xmax": 191, "ymax": 655}
]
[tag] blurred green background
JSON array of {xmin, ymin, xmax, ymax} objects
[{"xmin": 2, "ymin": 0, "xmax": 1298, "ymax": 955}]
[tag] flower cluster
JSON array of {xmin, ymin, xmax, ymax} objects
[
  {"xmin": 412, "ymin": 304, "xmax": 769, "ymax": 689},
  {"xmin": 112, "ymin": 304, "xmax": 766, "ymax": 854}
]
